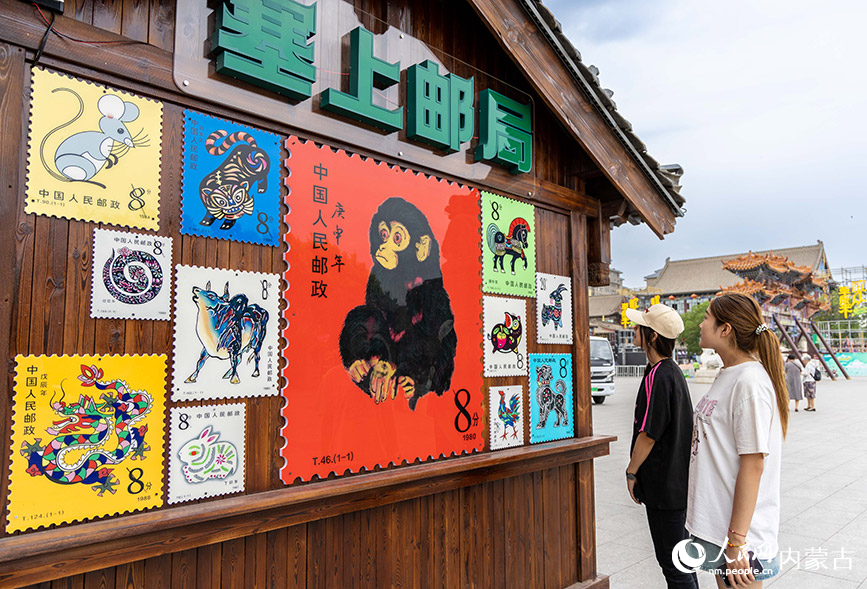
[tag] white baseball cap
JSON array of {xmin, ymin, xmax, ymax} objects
[{"xmin": 625, "ymin": 303, "xmax": 684, "ymax": 340}]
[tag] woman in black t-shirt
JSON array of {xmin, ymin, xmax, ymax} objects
[{"xmin": 625, "ymin": 304, "xmax": 697, "ymax": 589}]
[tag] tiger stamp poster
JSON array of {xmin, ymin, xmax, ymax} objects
[{"xmin": 7, "ymin": 355, "xmax": 166, "ymax": 533}]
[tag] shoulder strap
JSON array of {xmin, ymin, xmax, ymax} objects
[{"xmin": 640, "ymin": 362, "xmax": 662, "ymax": 432}]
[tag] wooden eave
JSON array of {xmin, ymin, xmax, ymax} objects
[{"xmin": 467, "ymin": 0, "xmax": 680, "ymax": 238}]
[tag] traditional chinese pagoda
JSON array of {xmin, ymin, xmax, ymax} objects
[{"xmin": 718, "ymin": 251, "xmax": 848, "ymax": 378}]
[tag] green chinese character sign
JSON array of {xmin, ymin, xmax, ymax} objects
[
  {"xmin": 321, "ymin": 26, "xmax": 403, "ymax": 132},
  {"xmin": 475, "ymin": 89, "xmax": 532, "ymax": 174},
  {"xmin": 406, "ymin": 60, "xmax": 474, "ymax": 153},
  {"xmin": 212, "ymin": 0, "xmax": 317, "ymax": 101}
]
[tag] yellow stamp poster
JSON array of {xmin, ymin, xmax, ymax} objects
[
  {"xmin": 7, "ymin": 355, "xmax": 167, "ymax": 533},
  {"xmin": 25, "ymin": 68, "xmax": 162, "ymax": 230}
]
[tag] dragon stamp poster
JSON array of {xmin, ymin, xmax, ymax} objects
[
  {"xmin": 25, "ymin": 68, "xmax": 162, "ymax": 231},
  {"xmin": 281, "ymin": 138, "xmax": 484, "ymax": 482},
  {"xmin": 172, "ymin": 266, "xmax": 280, "ymax": 401},
  {"xmin": 181, "ymin": 110, "xmax": 282, "ymax": 246},
  {"xmin": 7, "ymin": 355, "xmax": 166, "ymax": 533},
  {"xmin": 481, "ymin": 191, "xmax": 536, "ymax": 297}
]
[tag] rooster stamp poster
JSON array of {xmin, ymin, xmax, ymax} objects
[
  {"xmin": 7, "ymin": 354, "xmax": 166, "ymax": 533},
  {"xmin": 489, "ymin": 385, "xmax": 524, "ymax": 450},
  {"xmin": 25, "ymin": 68, "xmax": 162, "ymax": 231},
  {"xmin": 481, "ymin": 191, "xmax": 536, "ymax": 297},
  {"xmin": 483, "ymin": 296, "xmax": 528, "ymax": 377},
  {"xmin": 172, "ymin": 266, "xmax": 280, "ymax": 401},
  {"xmin": 167, "ymin": 403, "xmax": 246, "ymax": 504},
  {"xmin": 181, "ymin": 110, "xmax": 281, "ymax": 246},
  {"xmin": 281, "ymin": 138, "xmax": 483, "ymax": 482},
  {"xmin": 528, "ymin": 353, "xmax": 575, "ymax": 443},
  {"xmin": 536, "ymin": 272, "xmax": 573, "ymax": 344}
]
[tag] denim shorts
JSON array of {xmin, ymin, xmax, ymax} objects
[{"xmin": 689, "ymin": 535, "xmax": 781, "ymax": 581}]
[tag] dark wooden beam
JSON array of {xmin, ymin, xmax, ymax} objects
[
  {"xmin": 466, "ymin": 0, "xmax": 677, "ymax": 237},
  {"xmin": 587, "ymin": 202, "xmax": 611, "ymax": 287}
]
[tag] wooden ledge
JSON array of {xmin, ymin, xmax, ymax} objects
[{"xmin": 0, "ymin": 435, "xmax": 613, "ymax": 585}]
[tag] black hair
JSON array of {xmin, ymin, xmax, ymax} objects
[
  {"xmin": 638, "ymin": 324, "xmax": 675, "ymax": 359},
  {"xmin": 787, "ymin": 353, "xmax": 797, "ymax": 360}
]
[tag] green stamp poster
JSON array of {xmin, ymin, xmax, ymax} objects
[{"xmin": 482, "ymin": 191, "xmax": 536, "ymax": 297}]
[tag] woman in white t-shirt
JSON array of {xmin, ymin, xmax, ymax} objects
[{"xmin": 685, "ymin": 294, "xmax": 787, "ymax": 587}]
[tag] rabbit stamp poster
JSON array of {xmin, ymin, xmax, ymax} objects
[
  {"xmin": 25, "ymin": 68, "xmax": 163, "ymax": 231},
  {"xmin": 7, "ymin": 354, "xmax": 166, "ymax": 533},
  {"xmin": 281, "ymin": 139, "xmax": 483, "ymax": 482}
]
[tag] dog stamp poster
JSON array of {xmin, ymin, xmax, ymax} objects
[
  {"xmin": 528, "ymin": 353, "xmax": 574, "ymax": 443},
  {"xmin": 25, "ymin": 68, "xmax": 162, "ymax": 231},
  {"xmin": 483, "ymin": 296, "xmax": 528, "ymax": 377},
  {"xmin": 181, "ymin": 110, "xmax": 281, "ymax": 246},
  {"xmin": 489, "ymin": 385, "xmax": 525, "ymax": 450},
  {"xmin": 536, "ymin": 272, "xmax": 573, "ymax": 344},
  {"xmin": 168, "ymin": 403, "xmax": 245, "ymax": 505},
  {"xmin": 90, "ymin": 229, "xmax": 172, "ymax": 320},
  {"xmin": 481, "ymin": 191, "xmax": 536, "ymax": 297},
  {"xmin": 7, "ymin": 354, "xmax": 166, "ymax": 533},
  {"xmin": 281, "ymin": 138, "xmax": 483, "ymax": 482},
  {"xmin": 172, "ymin": 266, "xmax": 280, "ymax": 401}
]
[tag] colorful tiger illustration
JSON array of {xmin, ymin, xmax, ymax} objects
[
  {"xmin": 199, "ymin": 130, "xmax": 270, "ymax": 230},
  {"xmin": 20, "ymin": 364, "xmax": 152, "ymax": 496}
]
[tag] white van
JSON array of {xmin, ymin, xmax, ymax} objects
[{"xmin": 590, "ymin": 336, "xmax": 616, "ymax": 404}]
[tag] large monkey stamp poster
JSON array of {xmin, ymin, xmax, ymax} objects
[{"xmin": 281, "ymin": 139, "xmax": 483, "ymax": 482}]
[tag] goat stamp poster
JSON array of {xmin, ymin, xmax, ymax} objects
[
  {"xmin": 483, "ymin": 296, "xmax": 529, "ymax": 377},
  {"xmin": 25, "ymin": 68, "xmax": 162, "ymax": 230},
  {"xmin": 7, "ymin": 354, "xmax": 166, "ymax": 533},
  {"xmin": 528, "ymin": 353, "xmax": 574, "ymax": 443},
  {"xmin": 281, "ymin": 138, "xmax": 484, "ymax": 482},
  {"xmin": 481, "ymin": 191, "xmax": 536, "ymax": 297},
  {"xmin": 90, "ymin": 229, "xmax": 173, "ymax": 320},
  {"xmin": 489, "ymin": 385, "xmax": 525, "ymax": 450},
  {"xmin": 172, "ymin": 266, "xmax": 280, "ymax": 401},
  {"xmin": 168, "ymin": 403, "xmax": 246, "ymax": 504},
  {"xmin": 181, "ymin": 110, "xmax": 281, "ymax": 246},
  {"xmin": 535, "ymin": 272, "xmax": 573, "ymax": 344}
]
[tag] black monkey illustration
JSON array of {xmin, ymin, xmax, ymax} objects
[{"xmin": 339, "ymin": 197, "xmax": 457, "ymax": 410}]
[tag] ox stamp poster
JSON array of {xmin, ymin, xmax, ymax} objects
[
  {"xmin": 483, "ymin": 296, "xmax": 528, "ymax": 377},
  {"xmin": 90, "ymin": 228, "xmax": 172, "ymax": 320},
  {"xmin": 528, "ymin": 353, "xmax": 574, "ymax": 443},
  {"xmin": 281, "ymin": 138, "xmax": 483, "ymax": 482},
  {"xmin": 25, "ymin": 68, "xmax": 162, "ymax": 231},
  {"xmin": 181, "ymin": 110, "xmax": 281, "ymax": 246},
  {"xmin": 168, "ymin": 403, "xmax": 246, "ymax": 504},
  {"xmin": 536, "ymin": 273, "xmax": 573, "ymax": 344},
  {"xmin": 7, "ymin": 354, "xmax": 166, "ymax": 533},
  {"xmin": 481, "ymin": 191, "xmax": 536, "ymax": 297},
  {"xmin": 172, "ymin": 266, "xmax": 280, "ymax": 401},
  {"xmin": 489, "ymin": 385, "xmax": 524, "ymax": 450}
]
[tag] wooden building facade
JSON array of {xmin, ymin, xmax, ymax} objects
[{"xmin": 0, "ymin": 0, "xmax": 683, "ymax": 587}]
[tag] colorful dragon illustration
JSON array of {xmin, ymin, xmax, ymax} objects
[{"xmin": 20, "ymin": 364, "xmax": 152, "ymax": 496}]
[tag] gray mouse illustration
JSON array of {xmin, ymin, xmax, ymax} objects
[{"xmin": 40, "ymin": 88, "xmax": 147, "ymax": 189}]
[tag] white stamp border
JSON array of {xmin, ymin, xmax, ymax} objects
[
  {"xmin": 488, "ymin": 385, "xmax": 525, "ymax": 450},
  {"xmin": 483, "ymin": 296, "xmax": 529, "ymax": 377},
  {"xmin": 535, "ymin": 272, "xmax": 574, "ymax": 345}
]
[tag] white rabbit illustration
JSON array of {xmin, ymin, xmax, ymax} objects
[{"xmin": 177, "ymin": 426, "xmax": 238, "ymax": 484}]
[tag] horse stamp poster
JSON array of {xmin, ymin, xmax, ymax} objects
[
  {"xmin": 25, "ymin": 68, "xmax": 162, "ymax": 231},
  {"xmin": 481, "ymin": 191, "xmax": 536, "ymax": 297},
  {"xmin": 488, "ymin": 385, "xmax": 524, "ymax": 450},
  {"xmin": 90, "ymin": 229, "xmax": 172, "ymax": 320},
  {"xmin": 172, "ymin": 266, "xmax": 280, "ymax": 401},
  {"xmin": 281, "ymin": 138, "xmax": 483, "ymax": 482},
  {"xmin": 7, "ymin": 354, "xmax": 166, "ymax": 533},
  {"xmin": 167, "ymin": 403, "xmax": 246, "ymax": 505},
  {"xmin": 483, "ymin": 296, "xmax": 528, "ymax": 377},
  {"xmin": 181, "ymin": 110, "xmax": 281, "ymax": 246},
  {"xmin": 529, "ymin": 353, "xmax": 575, "ymax": 443},
  {"xmin": 535, "ymin": 272, "xmax": 573, "ymax": 344}
]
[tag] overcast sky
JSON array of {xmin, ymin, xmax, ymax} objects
[{"xmin": 543, "ymin": 0, "xmax": 864, "ymax": 287}]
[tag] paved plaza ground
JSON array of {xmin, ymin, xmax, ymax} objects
[{"xmin": 592, "ymin": 374, "xmax": 867, "ymax": 588}]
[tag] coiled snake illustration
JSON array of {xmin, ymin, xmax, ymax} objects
[
  {"xmin": 20, "ymin": 364, "xmax": 152, "ymax": 496},
  {"xmin": 102, "ymin": 247, "xmax": 163, "ymax": 305}
]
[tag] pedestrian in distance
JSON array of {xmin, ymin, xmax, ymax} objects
[
  {"xmin": 624, "ymin": 303, "xmax": 698, "ymax": 589},
  {"xmin": 687, "ymin": 293, "xmax": 785, "ymax": 587},
  {"xmin": 801, "ymin": 353, "xmax": 821, "ymax": 412},
  {"xmin": 785, "ymin": 353, "xmax": 803, "ymax": 412}
]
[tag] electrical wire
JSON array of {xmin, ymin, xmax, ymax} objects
[{"xmin": 32, "ymin": 4, "xmax": 150, "ymax": 47}]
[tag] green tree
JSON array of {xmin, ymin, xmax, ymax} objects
[{"xmin": 678, "ymin": 301, "xmax": 710, "ymax": 355}]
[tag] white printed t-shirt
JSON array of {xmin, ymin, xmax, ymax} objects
[{"xmin": 686, "ymin": 361, "xmax": 783, "ymax": 559}]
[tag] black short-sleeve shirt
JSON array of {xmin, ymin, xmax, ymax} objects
[{"xmin": 630, "ymin": 358, "xmax": 694, "ymax": 510}]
